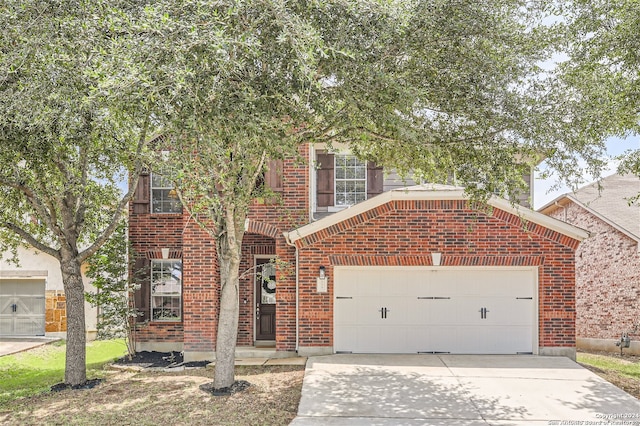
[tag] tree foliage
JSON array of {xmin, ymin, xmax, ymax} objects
[
  {"xmin": 555, "ymin": 0, "xmax": 640, "ymax": 179},
  {"xmin": 85, "ymin": 219, "xmax": 138, "ymax": 359},
  {"xmin": 0, "ymin": 0, "xmax": 152, "ymax": 385}
]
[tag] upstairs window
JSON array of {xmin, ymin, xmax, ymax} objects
[
  {"xmin": 151, "ymin": 172, "xmax": 182, "ymax": 213},
  {"xmin": 316, "ymin": 151, "xmax": 383, "ymax": 211},
  {"xmin": 334, "ymin": 154, "xmax": 367, "ymax": 206},
  {"xmin": 151, "ymin": 260, "xmax": 182, "ymax": 321}
]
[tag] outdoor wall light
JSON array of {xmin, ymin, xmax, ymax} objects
[
  {"xmin": 431, "ymin": 252, "xmax": 442, "ymax": 267},
  {"xmin": 317, "ymin": 266, "xmax": 328, "ymax": 293}
]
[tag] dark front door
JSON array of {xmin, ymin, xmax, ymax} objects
[{"xmin": 255, "ymin": 258, "xmax": 276, "ymax": 341}]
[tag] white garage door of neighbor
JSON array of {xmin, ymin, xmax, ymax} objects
[
  {"xmin": 0, "ymin": 280, "xmax": 46, "ymax": 336},
  {"xmin": 334, "ymin": 267, "xmax": 536, "ymax": 354}
]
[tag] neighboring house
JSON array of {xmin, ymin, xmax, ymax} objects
[
  {"xmin": 539, "ymin": 173, "xmax": 640, "ymax": 355},
  {"xmin": 130, "ymin": 143, "xmax": 588, "ymax": 361},
  {"xmin": 0, "ymin": 245, "xmax": 98, "ymax": 340}
]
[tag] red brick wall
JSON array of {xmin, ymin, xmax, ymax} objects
[
  {"xmin": 294, "ymin": 200, "xmax": 579, "ymax": 350},
  {"xmin": 547, "ymin": 202, "xmax": 640, "ymax": 340},
  {"xmin": 135, "ymin": 321, "xmax": 184, "ymax": 343},
  {"xmin": 181, "ymin": 220, "xmax": 218, "ymax": 353},
  {"xmin": 275, "ymin": 240, "xmax": 297, "ymax": 351},
  {"xmin": 129, "ymin": 145, "xmax": 309, "ymax": 351}
]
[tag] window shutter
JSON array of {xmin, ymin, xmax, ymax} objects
[
  {"xmin": 367, "ymin": 161, "xmax": 383, "ymax": 199},
  {"xmin": 132, "ymin": 172, "xmax": 150, "ymax": 214},
  {"xmin": 265, "ymin": 159, "xmax": 284, "ymax": 192},
  {"xmin": 316, "ymin": 153, "xmax": 334, "ymax": 207},
  {"xmin": 133, "ymin": 257, "xmax": 150, "ymax": 322}
]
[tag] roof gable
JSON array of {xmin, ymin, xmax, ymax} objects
[
  {"xmin": 539, "ymin": 174, "xmax": 640, "ymax": 242},
  {"xmin": 286, "ymin": 184, "xmax": 589, "ymax": 246}
]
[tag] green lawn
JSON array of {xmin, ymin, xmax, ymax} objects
[
  {"xmin": 0, "ymin": 339, "xmax": 127, "ymax": 405},
  {"xmin": 577, "ymin": 352, "xmax": 640, "ymax": 379}
]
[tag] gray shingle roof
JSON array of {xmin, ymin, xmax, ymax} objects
[{"xmin": 566, "ymin": 173, "xmax": 639, "ymax": 240}]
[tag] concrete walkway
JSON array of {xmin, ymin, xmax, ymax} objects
[
  {"xmin": 291, "ymin": 354, "xmax": 640, "ymax": 425},
  {"xmin": 0, "ymin": 337, "xmax": 60, "ymax": 357}
]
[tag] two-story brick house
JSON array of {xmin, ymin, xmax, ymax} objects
[{"xmin": 130, "ymin": 143, "xmax": 588, "ymax": 361}]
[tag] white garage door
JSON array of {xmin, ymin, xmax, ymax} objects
[
  {"xmin": 334, "ymin": 267, "xmax": 536, "ymax": 354},
  {"xmin": 0, "ymin": 280, "xmax": 46, "ymax": 336}
]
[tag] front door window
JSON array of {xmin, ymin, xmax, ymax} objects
[
  {"xmin": 256, "ymin": 258, "xmax": 276, "ymax": 341},
  {"xmin": 260, "ymin": 262, "xmax": 276, "ymax": 305}
]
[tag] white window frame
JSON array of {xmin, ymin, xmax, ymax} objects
[
  {"xmin": 150, "ymin": 259, "xmax": 182, "ymax": 322},
  {"xmin": 334, "ymin": 154, "xmax": 367, "ymax": 207},
  {"xmin": 150, "ymin": 171, "xmax": 182, "ymax": 214}
]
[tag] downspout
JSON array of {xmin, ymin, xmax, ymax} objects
[
  {"xmin": 283, "ymin": 232, "xmax": 299, "ymax": 353},
  {"xmin": 309, "ymin": 144, "xmax": 318, "ymax": 222}
]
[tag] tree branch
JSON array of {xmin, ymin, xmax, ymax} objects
[
  {"xmin": 247, "ymin": 150, "xmax": 267, "ymax": 195},
  {"xmin": 0, "ymin": 177, "xmax": 60, "ymax": 238},
  {"xmin": 74, "ymin": 144, "xmax": 90, "ymax": 227},
  {"xmin": 78, "ymin": 119, "xmax": 151, "ymax": 263},
  {"xmin": 0, "ymin": 221, "xmax": 58, "ymax": 258}
]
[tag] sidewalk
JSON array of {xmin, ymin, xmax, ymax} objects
[{"xmin": 0, "ymin": 337, "xmax": 61, "ymax": 357}]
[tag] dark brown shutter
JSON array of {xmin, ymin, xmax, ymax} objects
[
  {"xmin": 132, "ymin": 172, "xmax": 150, "ymax": 214},
  {"xmin": 316, "ymin": 153, "xmax": 334, "ymax": 207},
  {"xmin": 265, "ymin": 159, "xmax": 283, "ymax": 192},
  {"xmin": 133, "ymin": 257, "xmax": 150, "ymax": 322},
  {"xmin": 367, "ymin": 161, "xmax": 383, "ymax": 199}
]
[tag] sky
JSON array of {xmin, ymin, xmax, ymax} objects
[{"xmin": 533, "ymin": 136, "xmax": 640, "ymax": 209}]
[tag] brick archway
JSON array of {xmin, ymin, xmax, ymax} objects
[{"xmin": 245, "ymin": 220, "xmax": 280, "ymax": 239}]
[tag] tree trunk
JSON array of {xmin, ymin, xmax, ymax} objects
[
  {"xmin": 59, "ymin": 249, "xmax": 87, "ymax": 386},
  {"xmin": 213, "ymin": 208, "xmax": 244, "ymax": 390}
]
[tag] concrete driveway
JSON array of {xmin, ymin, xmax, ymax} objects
[{"xmin": 291, "ymin": 354, "xmax": 640, "ymax": 425}]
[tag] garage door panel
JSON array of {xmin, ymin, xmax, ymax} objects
[
  {"xmin": 334, "ymin": 267, "xmax": 536, "ymax": 355},
  {"xmin": 334, "ymin": 325, "xmax": 357, "ymax": 352},
  {"xmin": 354, "ymin": 327, "xmax": 379, "ymax": 352},
  {"xmin": 354, "ymin": 297, "xmax": 384, "ymax": 325},
  {"xmin": 479, "ymin": 326, "xmax": 534, "ymax": 354},
  {"xmin": 425, "ymin": 326, "xmax": 461, "ymax": 353},
  {"xmin": 380, "ymin": 326, "xmax": 410, "ymax": 353},
  {"xmin": 493, "ymin": 299, "xmax": 534, "ymax": 326},
  {"xmin": 353, "ymin": 326, "xmax": 410, "ymax": 353},
  {"xmin": 335, "ymin": 298, "xmax": 356, "ymax": 325},
  {"xmin": 0, "ymin": 279, "xmax": 46, "ymax": 337},
  {"xmin": 383, "ymin": 297, "xmax": 410, "ymax": 325},
  {"xmin": 15, "ymin": 316, "xmax": 45, "ymax": 336}
]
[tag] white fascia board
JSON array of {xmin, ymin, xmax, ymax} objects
[
  {"xmin": 287, "ymin": 185, "xmax": 589, "ymax": 243},
  {"xmin": 0, "ymin": 270, "xmax": 49, "ymax": 279}
]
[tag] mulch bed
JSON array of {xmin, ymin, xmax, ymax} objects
[
  {"xmin": 51, "ymin": 378, "xmax": 103, "ymax": 392},
  {"xmin": 116, "ymin": 351, "xmax": 252, "ymax": 396},
  {"xmin": 114, "ymin": 351, "xmax": 209, "ymax": 368},
  {"xmin": 200, "ymin": 380, "xmax": 251, "ymax": 396}
]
